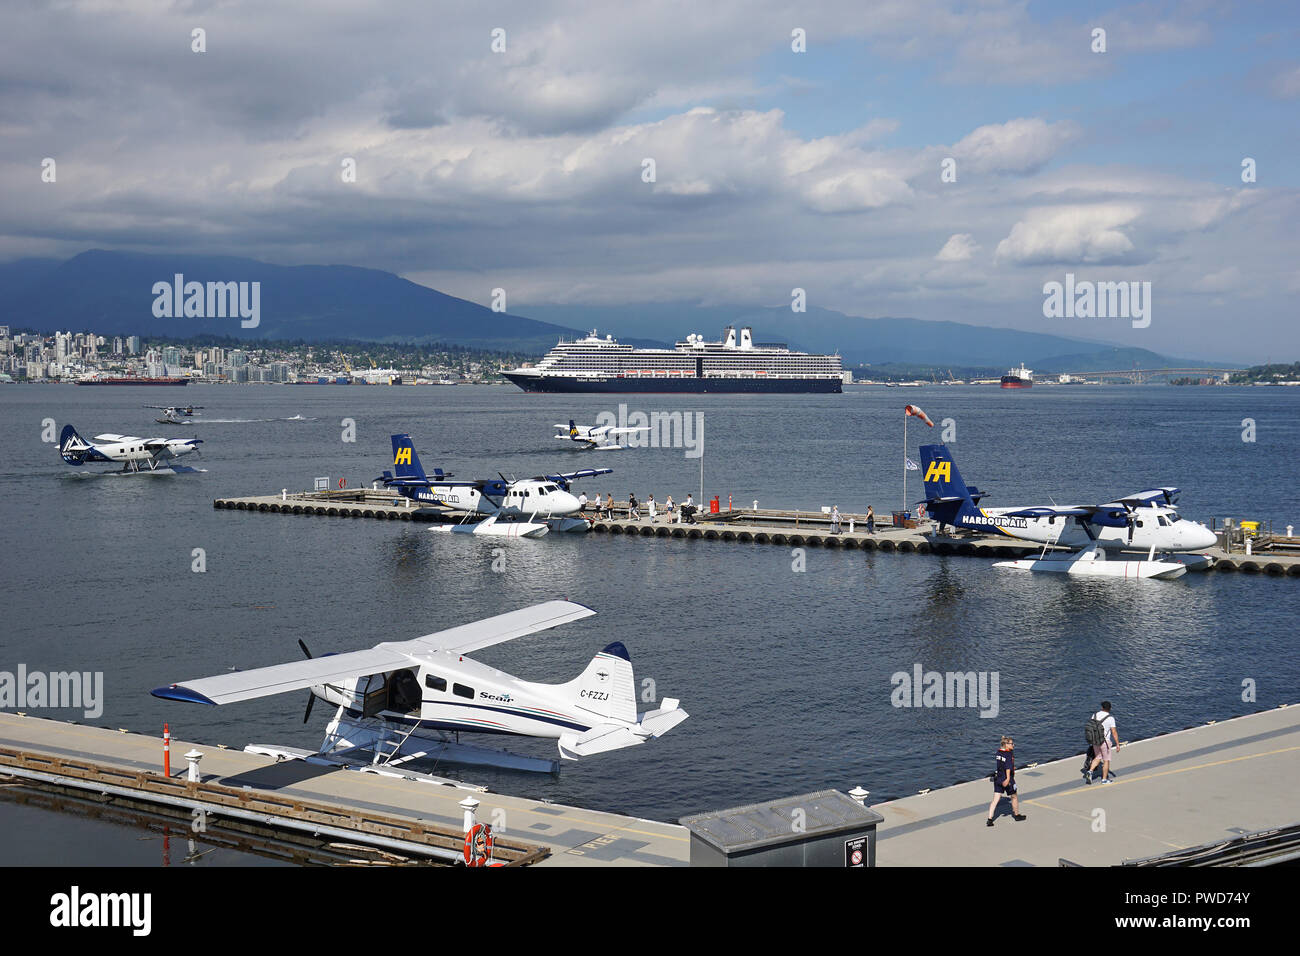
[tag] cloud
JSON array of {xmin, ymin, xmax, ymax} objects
[
  {"xmin": 936, "ymin": 233, "xmax": 977, "ymax": 261},
  {"xmin": 951, "ymin": 118, "xmax": 1080, "ymax": 175},
  {"xmin": 995, "ymin": 205, "xmax": 1143, "ymax": 265}
]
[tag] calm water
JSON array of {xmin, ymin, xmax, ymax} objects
[{"xmin": 1, "ymin": 383, "xmax": 1297, "ymax": 863}]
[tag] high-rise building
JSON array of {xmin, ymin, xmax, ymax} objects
[{"xmin": 126, "ymin": 335, "xmax": 141, "ymax": 355}]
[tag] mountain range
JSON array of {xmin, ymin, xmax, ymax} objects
[{"xmin": 0, "ymin": 251, "xmax": 1225, "ymax": 371}]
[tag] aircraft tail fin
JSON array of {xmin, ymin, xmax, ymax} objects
[
  {"xmin": 920, "ymin": 443, "xmax": 982, "ymax": 524},
  {"xmin": 556, "ymin": 643, "xmax": 687, "ymax": 759},
  {"xmin": 59, "ymin": 424, "xmax": 89, "ymax": 464},
  {"xmin": 569, "ymin": 419, "xmax": 578, "ymax": 437},
  {"xmin": 389, "ymin": 433, "xmax": 429, "ymax": 482},
  {"xmin": 564, "ymin": 642, "xmax": 637, "ymax": 724}
]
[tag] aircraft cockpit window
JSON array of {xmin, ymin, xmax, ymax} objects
[
  {"xmin": 453, "ymin": 683, "xmax": 474, "ymax": 699},
  {"xmin": 425, "ymin": 675, "xmax": 447, "ymax": 692},
  {"xmin": 1157, "ymin": 516, "xmax": 1169, "ymax": 526},
  {"xmin": 1167, "ymin": 513, "xmax": 1181, "ymax": 522}
]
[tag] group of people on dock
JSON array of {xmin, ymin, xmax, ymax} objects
[{"xmin": 579, "ymin": 491, "xmax": 700, "ymax": 524}]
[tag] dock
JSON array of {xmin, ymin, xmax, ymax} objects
[
  {"xmin": 0, "ymin": 714, "xmax": 688, "ymax": 867},
  {"xmin": 871, "ymin": 704, "xmax": 1300, "ymax": 866},
  {"xmin": 3, "ymin": 705, "xmax": 1296, "ymax": 866},
  {"xmin": 588, "ymin": 509, "xmax": 1300, "ymax": 576},
  {"xmin": 211, "ymin": 491, "xmax": 1300, "ymax": 575}
]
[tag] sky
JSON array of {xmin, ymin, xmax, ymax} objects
[{"xmin": 1, "ymin": 0, "xmax": 1297, "ymax": 362}]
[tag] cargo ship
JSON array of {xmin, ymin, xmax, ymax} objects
[
  {"xmin": 503, "ymin": 327, "xmax": 843, "ymax": 394},
  {"xmin": 76, "ymin": 376, "xmax": 188, "ymax": 386},
  {"xmin": 1000, "ymin": 364, "xmax": 1033, "ymax": 389}
]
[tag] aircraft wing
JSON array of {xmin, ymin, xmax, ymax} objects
[
  {"xmin": 152, "ymin": 646, "xmax": 414, "ymax": 706},
  {"xmin": 545, "ymin": 468, "xmax": 614, "ymax": 484},
  {"xmin": 1002, "ymin": 506, "xmax": 1097, "ymax": 518},
  {"xmin": 1111, "ymin": 487, "xmax": 1179, "ymax": 507},
  {"xmin": 93, "ymin": 433, "xmax": 141, "ymax": 443},
  {"xmin": 153, "ymin": 601, "xmax": 594, "ymax": 706},
  {"xmin": 402, "ymin": 600, "xmax": 595, "ymax": 656},
  {"xmin": 605, "ymin": 427, "xmax": 651, "ymax": 435}
]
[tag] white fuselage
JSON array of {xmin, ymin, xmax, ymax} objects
[
  {"xmin": 313, "ymin": 653, "xmax": 597, "ymax": 741},
  {"xmin": 964, "ymin": 503, "xmax": 1216, "ymax": 552},
  {"xmin": 406, "ymin": 479, "xmax": 581, "ymax": 517}
]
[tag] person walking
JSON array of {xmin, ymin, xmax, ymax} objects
[
  {"xmin": 647, "ymin": 494, "xmax": 657, "ymax": 523},
  {"xmin": 986, "ymin": 735, "xmax": 1027, "ymax": 826},
  {"xmin": 665, "ymin": 495, "xmax": 675, "ymax": 522},
  {"xmin": 628, "ymin": 492, "xmax": 640, "ymax": 520},
  {"xmin": 830, "ymin": 505, "xmax": 841, "ymax": 534},
  {"xmin": 1083, "ymin": 701, "xmax": 1122, "ymax": 784},
  {"xmin": 578, "ymin": 491, "xmax": 588, "ymax": 512},
  {"xmin": 866, "ymin": 504, "xmax": 875, "ymax": 535}
]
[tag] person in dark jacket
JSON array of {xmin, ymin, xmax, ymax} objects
[{"xmin": 986, "ymin": 735, "xmax": 1027, "ymax": 826}]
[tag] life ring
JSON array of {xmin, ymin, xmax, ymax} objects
[
  {"xmin": 917, "ymin": 503, "xmax": 926, "ymax": 519},
  {"xmin": 464, "ymin": 823, "xmax": 494, "ymax": 867},
  {"xmin": 338, "ymin": 477, "xmax": 347, "ymax": 489}
]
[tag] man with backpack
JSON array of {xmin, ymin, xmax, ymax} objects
[{"xmin": 1082, "ymin": 701, "xmax": 1121, "ymax": 784}]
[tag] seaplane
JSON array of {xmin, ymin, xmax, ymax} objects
[
  {"xmin": 554, "ymin": 419, "xmax": 651, "ymax": 451},
  {"xmin": 376, "ymin": 434, "xmax": 609, "ymax": 534},
  {"xmin": 145, "ymin": 404, "xmax": 203, "ymax": 425},
  {"xmin": 919, "ymin": 443, "xmax": 1217, "ymax": 576},
  {"xmin": 58, "ymin": 424, "xmax": 202, "ymax": 472},
  {"xmin": 151, "ymin": 601, "xmax": 688, "ymax": 775}
]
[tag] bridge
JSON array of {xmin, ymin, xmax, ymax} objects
[{"xmin": 1061, "ymin": 367, "xmax": 1242, "ymax": 385}]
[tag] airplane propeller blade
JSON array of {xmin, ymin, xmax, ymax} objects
[{"xmin": 298, "ymin": 639, "xmax": 315, "ymax": 723}]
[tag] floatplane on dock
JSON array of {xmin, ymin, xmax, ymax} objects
[
  {"xmin": 153, "ymin": 601, "xmax": 687, "ymax": 775},
  {"xmin": 378, "ymin": 433, "xmax": 607, "ymax": 535},
  {"xmin": 920, "ymin": 443, "xmax": 1217, "ymax": 577}
]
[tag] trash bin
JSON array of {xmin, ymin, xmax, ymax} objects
[
  {"xmin": 891, "ymin": 510, "xmax": 911, "ymax": 527},
  {"xmin": 709, "ymin": 496, "xmax": 720, "ymax": 514}
]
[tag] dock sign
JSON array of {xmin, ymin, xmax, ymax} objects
[{"xmin": 845, "ymin": 836, "xmax": 867, "ymax": 868}]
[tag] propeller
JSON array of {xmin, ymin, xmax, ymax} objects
[{"xmin": 298, "ymin": 639, "xmax": 315, "ymax": 724}]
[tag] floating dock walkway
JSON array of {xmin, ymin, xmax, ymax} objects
[
  {"xmin": 0, "ymin": 714, "xmax": 687, "ymax": 867},
  {"xmin": 3, "ymin": 706, "xmax": 1297, "ymax": 866},
  {"xmin": 211, "ymin": 491, "xmax": 1299, "ymax": 575}
]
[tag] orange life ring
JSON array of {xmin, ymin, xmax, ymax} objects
[
  {"xmin": 338, "ymin": 477, "xmax": 347, "ymax": 489},
  {"xmin": 917, "ymin": 503, "xmax": 926, "ymax": 519},
  {"xmin": 464, "ymin": 823, "xmax": 494, "ymax": 867}
]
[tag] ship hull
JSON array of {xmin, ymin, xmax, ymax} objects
[
  {"xmin": 76, "ymin": 377, "xmax": 189, "ymax": 386},
  {"xmin": 1000, "ymin": 377, "xmax": 1032, "ymax": 389},
  {"xmin": 503, "ymin": 373, "xmax": 842, "ymax": 394}
]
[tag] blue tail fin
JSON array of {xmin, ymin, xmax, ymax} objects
[
  {"xmin": 569, "ymin": 419, "xmax": 578, "ymax": 437},
  {"xmin": 920, "ymin": 443, "xmax": 984, "ymax": 525},
  {"xmin": 390, "ymin": 433, "xmax": 428, "ymax": 481},
  {"xmin": 59, "ymin": 424, "xmax": 87, "ymax": 465}
]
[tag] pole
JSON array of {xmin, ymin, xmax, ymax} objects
[
  {"xmin": 903, "ymin": 412, "xmax": 908, "ymax": 517},
  {"xmin": 163, "ymin": 723, "xmax": 171, "ymax": 777}
]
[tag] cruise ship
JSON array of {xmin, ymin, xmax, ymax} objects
[{"xmin": 503, "ymin": 327, "xmax": 843, "ymax": 394}]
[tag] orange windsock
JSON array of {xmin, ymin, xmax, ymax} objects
[{"xmin": 904, "ymin": 405, "xmax": 934, "ymax": 427}]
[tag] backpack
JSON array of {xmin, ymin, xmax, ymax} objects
[{"xmin": 1085, "ymin": 712, "xmax": 1109, "ymax": 747}]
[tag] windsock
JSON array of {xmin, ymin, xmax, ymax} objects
[{"xmin": 904, "ymin": 405, "xmax": 934, "ymax": 427}]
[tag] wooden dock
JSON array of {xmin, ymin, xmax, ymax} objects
[
  {"xmin": 0, "ymin": 714, "xmax": 689, "ymax": 867},
  {"xmin": 5, "ymin": 706, "xmax": 1296, "ymax": 866},
  {"xmin": 210, "ymin": 491, "xmax": 1300, "ymax": 574},
  {"xmin": 588, "ymin": 509, "xmax": 1300, "ymax": 575}
]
